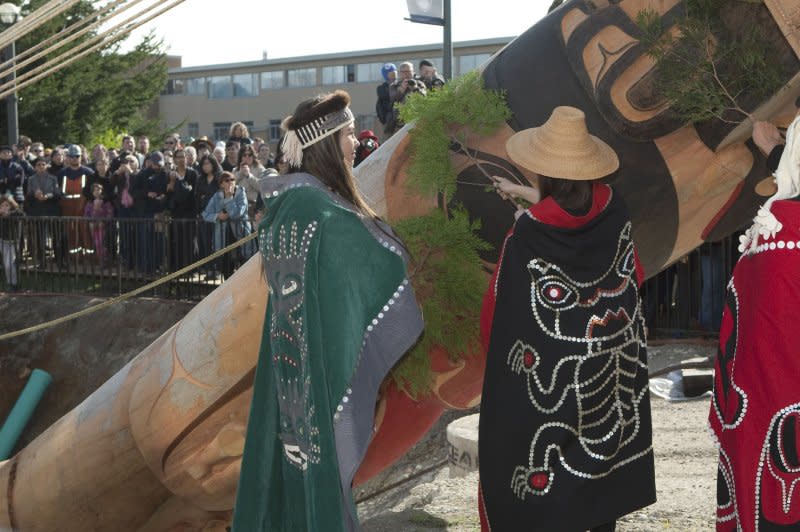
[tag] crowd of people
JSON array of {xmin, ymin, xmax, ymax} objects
[
  {"xmin": 0, "ymin": 123, "xmax": 284, "ymax": 290},
  {"xmin": 376, "ymin": 59, "xmax": 446, "ymax": 135}
]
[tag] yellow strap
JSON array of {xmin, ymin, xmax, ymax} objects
[{"xmin": 0, "ymin": 231, "xmax": 259, "ymax": 341}]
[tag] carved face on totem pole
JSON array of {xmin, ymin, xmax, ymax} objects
[{"xmin": 377, "ymin": 0, "xmax": 800, "ymax": 276}]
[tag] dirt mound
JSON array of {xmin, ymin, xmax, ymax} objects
[{"xmin": 0, "ymin": 293, "xmax": 194, "ymax": 452}]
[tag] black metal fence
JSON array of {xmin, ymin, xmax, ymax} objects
[
  {"xmin": 0, "ymin": 215, "xmax": 740, "ymax": 334},
  {"xmin": 641, "ymin": 234, "xmax": 740, "ymax": 338},
  {"xmin": 0, "ymin": 216, "xmax": 255, "ymax": 301}
]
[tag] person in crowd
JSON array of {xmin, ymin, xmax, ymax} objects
[
  {"xmin": 48, "ymin": 147, "xmax": 65, "ymax": 175},
  {"xmin": 108, "ymin": 148, "xmax": 119, "ymax": 161},
  {"xmin": 163, "ymin": 133, "xmax": 181, "ymax": 152},
  {"xmin": 707, "ymin": 114, "xmax": 800, "ymax": 532},
  {"xmin": 83, "ymin": 182, "xmax": 114, "ymax": 266},
  {"xmin": 78, "ymin": 144, "xmax": 90, "ymax": 166},
  {"xmin": 222, "ymin": 140, "xmax": 240, "ymax": 172},
  {"xmin": 14, "ymin": 136, "xmax": 35, "ymax": 177},
  {"xmin": 273, "ymin": 135, "xmax": 289, "ymax": 176},
  {"xmin": 89, "ymin": 144, "xmax": 108, "ymax": 172},
  {"xmin": 228, "ymin": 122, "xmax": 252, "ymax": 145},
  {"xmin": 184, "ymin": 146, "xmax": 197, "ymax": 169},
  {"xmin": 418, "ymin": 59, "xmax": 446, "ymax": 90},
  {"xmin": 30, "ymin": 142, "xmax": 45, "ymax": 160},
  {"xmin": 58, "ymin": 144, "xmax": 95, "ymax": 255},
  {"xmin": 25, "ymin": 157, "xmax": 62, "ymax": 267},
  {"xmin": 137, "ymin": 135, "xmax": 150, "ymax": 158},
  {"xmin": 0, "ymin": 196, "xmax": 23, "ymax": 291},
  {"xmin": 257, "ymin": 142, "xmax": 272, "ymax": 168},
  {"xmin": 0, "ymin": 146, "xmax": 24, "ymax": 203},
  {"xmin": 110, "ymin": 154, "xmax": 139, "ymax": 269},
  {"xmin": 354, "ymin": 129, "xmax": 380, "ymax": 167},
  {"xmin": 191, "ymin": 136, "xmax": 214, "ymax": 164},
  {"xmin": 387, "ymin": 61, "xmax": 426, "ymax": 135},
  {"xmin": 252, "ymin": 136, "xmax": 265, "ymax": 155},
  {"xmin": 84, "ymin": 158, "xmax": 114, "ymax": 204},
  {"xmin": 234, "ymin": 144, "xmax": 265, "ymax": 219},
  {"xmin": 478, "ymin": 107, "xmax": 655, "ymax": 531},
  {"xmin": 166, "ymin": 148, "xmax": 198, "ymax": 270},
  {"xmin": 213, "ymin": 145, "xmax": 225, "ymax": 165},
  {"xmin": 119, "ymin": 134, "xmax": 144, "ymax": 168},
  {"xmin": 376, "ymin": 62, "xmax": 397, "ymax": 133},
  {"xmin": 194, "ymin": 154, "xmax": 222, "ymax": 276},
  {"xmin": 138, "ymin": 151, "xmax": 169, "ymax": 274},
  {"xmin": 201, "ymin": 170, "xmax": 251, "ymax": 279},
  {"xmin": 232, "ymin": 90, "xmax": 423, "ymax": 532}
]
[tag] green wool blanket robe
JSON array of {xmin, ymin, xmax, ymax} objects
[{"xmin": 232, "ymin": 173, "xmax": 423, "ymax": 531}]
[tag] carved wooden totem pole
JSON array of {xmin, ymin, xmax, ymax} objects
[{"xmin": 1, "ymin": 0, "xmax": 798, "ymax": 529}]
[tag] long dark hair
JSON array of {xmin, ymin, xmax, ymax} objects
[
  {"xmin": 198, "ymin": 154, "xmax": 222, "ymax": 179},
  {"xmin": 287, "ymin": 117, "xmax": 374, "ymax": 216},
  {"xmin": 537, "ymin": 172, "xmax": 615, "ymax": 213}
]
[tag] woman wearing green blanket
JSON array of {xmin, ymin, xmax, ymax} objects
[{"xmin": 232, "ymin": 90, "xmax": 424, "ymax": 531}]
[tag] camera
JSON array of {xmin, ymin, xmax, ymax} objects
[{"xmin": 361, "ymin": 138, "xmax": 378, "ymax": 152}]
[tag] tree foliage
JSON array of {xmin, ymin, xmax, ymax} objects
[
  {"xmin": 637, "ymin": 0, "xmax": 783, "ymax": 124},
  {"xmin": 399, "ymin": 71, "xmax": 511, "ymax": 197},
  {"xmin": 0, "ymin": 0, "xmax": 168, "ymax": 146},
  {"xmin": 392, "ymin": 209, "xmax": 490, "ymax": 397},
  {"xmin": 390, "ymin": 71, "xmax": 510, "ymax": 396}
]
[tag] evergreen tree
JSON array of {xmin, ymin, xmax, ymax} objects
[{"xmin": 0, "ymin": 0, "xmax": 168, "ymax": 146}]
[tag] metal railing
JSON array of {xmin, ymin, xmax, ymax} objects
[
  {"xmin": 0, "ymin": 216, "xmax": 256, "ymax": 301},
  {"xmin": 0, "ymin": 215, "xmax": 740, "ymax": 334}
]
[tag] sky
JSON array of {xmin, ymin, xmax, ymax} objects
[{"xmin": 125, "ymin": 0, "xmax": 553, "ymax": 67}]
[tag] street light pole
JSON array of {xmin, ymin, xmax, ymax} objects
[
  {"xmin": 442, "ymin": 0, "xmax": 452, "ymax": 80},
  {"xmin": 406, "ymin": 0, "xmax": 453, "ymax": 80},
  {"xmin": 0, "ymin": 2, "xmax": 21, "ymax": 145}
]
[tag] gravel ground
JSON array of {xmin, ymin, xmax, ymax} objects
[{"xmin": 358, "ymin": 342, "xmax": 718, "ymax": 531}]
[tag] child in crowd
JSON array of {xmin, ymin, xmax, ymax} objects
[
  {"xmin": 0, "ymin": 196, "xmax": 23, "ymax": 291},
  {"xmin": 83, "ymin": 182, "xmax": 113, "ymax": 265}
]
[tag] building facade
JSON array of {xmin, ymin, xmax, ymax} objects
[{"xmin": 158, "ymin": 37, "xmax": 512, "ymax": 146}]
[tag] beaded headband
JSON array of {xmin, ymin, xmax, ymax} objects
[{"xmin": 280, "ymin": 106, "xmax": 354, "ymax": 168}]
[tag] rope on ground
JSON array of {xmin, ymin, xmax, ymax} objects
[{"xmin": 0, "ymin": 231, "xmax": 259, "ymax": 342}]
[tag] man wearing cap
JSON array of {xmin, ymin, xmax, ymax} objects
[
  {"xmin": 133, "ymin": 152, "xmax": 169, "ymax": 273},
  {"xmin": 375, "ymin": 63, "xmax": 396, "ymax": 131},
  {"xmin": 58, "ymin": 145, "xmax": 95, "ymax": 254},
  {"xmin": 0, "ymin": 146, "xmax": 24, "ymax": 203}
]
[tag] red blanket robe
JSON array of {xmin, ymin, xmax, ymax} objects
[{"xmin": 709, "ymin": 197, "xmax": 800, "ymax": 531}]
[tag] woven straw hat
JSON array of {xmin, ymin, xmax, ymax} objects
[
  {"xmin": 755, "ymin": 175, "xmax": 778, "ymax": 197},
  {"xmin": 505, "ymin": 106, "xmax": 619, "ymax": 180}
]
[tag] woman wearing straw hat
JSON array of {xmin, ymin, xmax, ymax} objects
[{"xmin": 478, "ymin": 106, "xmax": 655, "ymax": 531}]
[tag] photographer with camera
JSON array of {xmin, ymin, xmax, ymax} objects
[
  {"xmin": 386, "ymin": 62, "xmax": 427, "ymax": 136},
  {"xmin": 354, "ymin": 130, "xmax": 380, "ymax": 167}
]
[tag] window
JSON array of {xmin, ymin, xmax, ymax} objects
[
  {"xmin": 268, "ymin": 119, "xmax": 282, "ymax": 142},
  {"xmin": 163, "ymin": 79, "xmax": 184, "ymax": 95},
  {"xmin": 287, "ymin": 68, "xmax": 316, "ymax": 87},
  {"xmin": 356, "ymin": 62, "xmax": 384, "ymax": 83},
  {"xmin": 233, "ymin": 73, "xmax": 258, "ymax": 97},
  {"xmin": 261, "ymin": 70, "xmax": 285, "ymax": 90},
  {"xmin": 322, "ymin": 65, "xmax": 346, "ymax": 85},
  {"xmin": 208, "ymin": 76, "xmax": 233, "ymax": 99},
  {"xmin": 213, "ymin": 122, "xmax": 232, "ymax": 142},
  {"xmin": 187, "ymin": 123, "xmax": 199, "ymax": 139},
  {"xmin": 185, "ymin": 78, "xmax": 205, "ymax": 96},
  {"xmin": 458, "ymin": 53, "xmax": 491, "ymax": 76}
]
